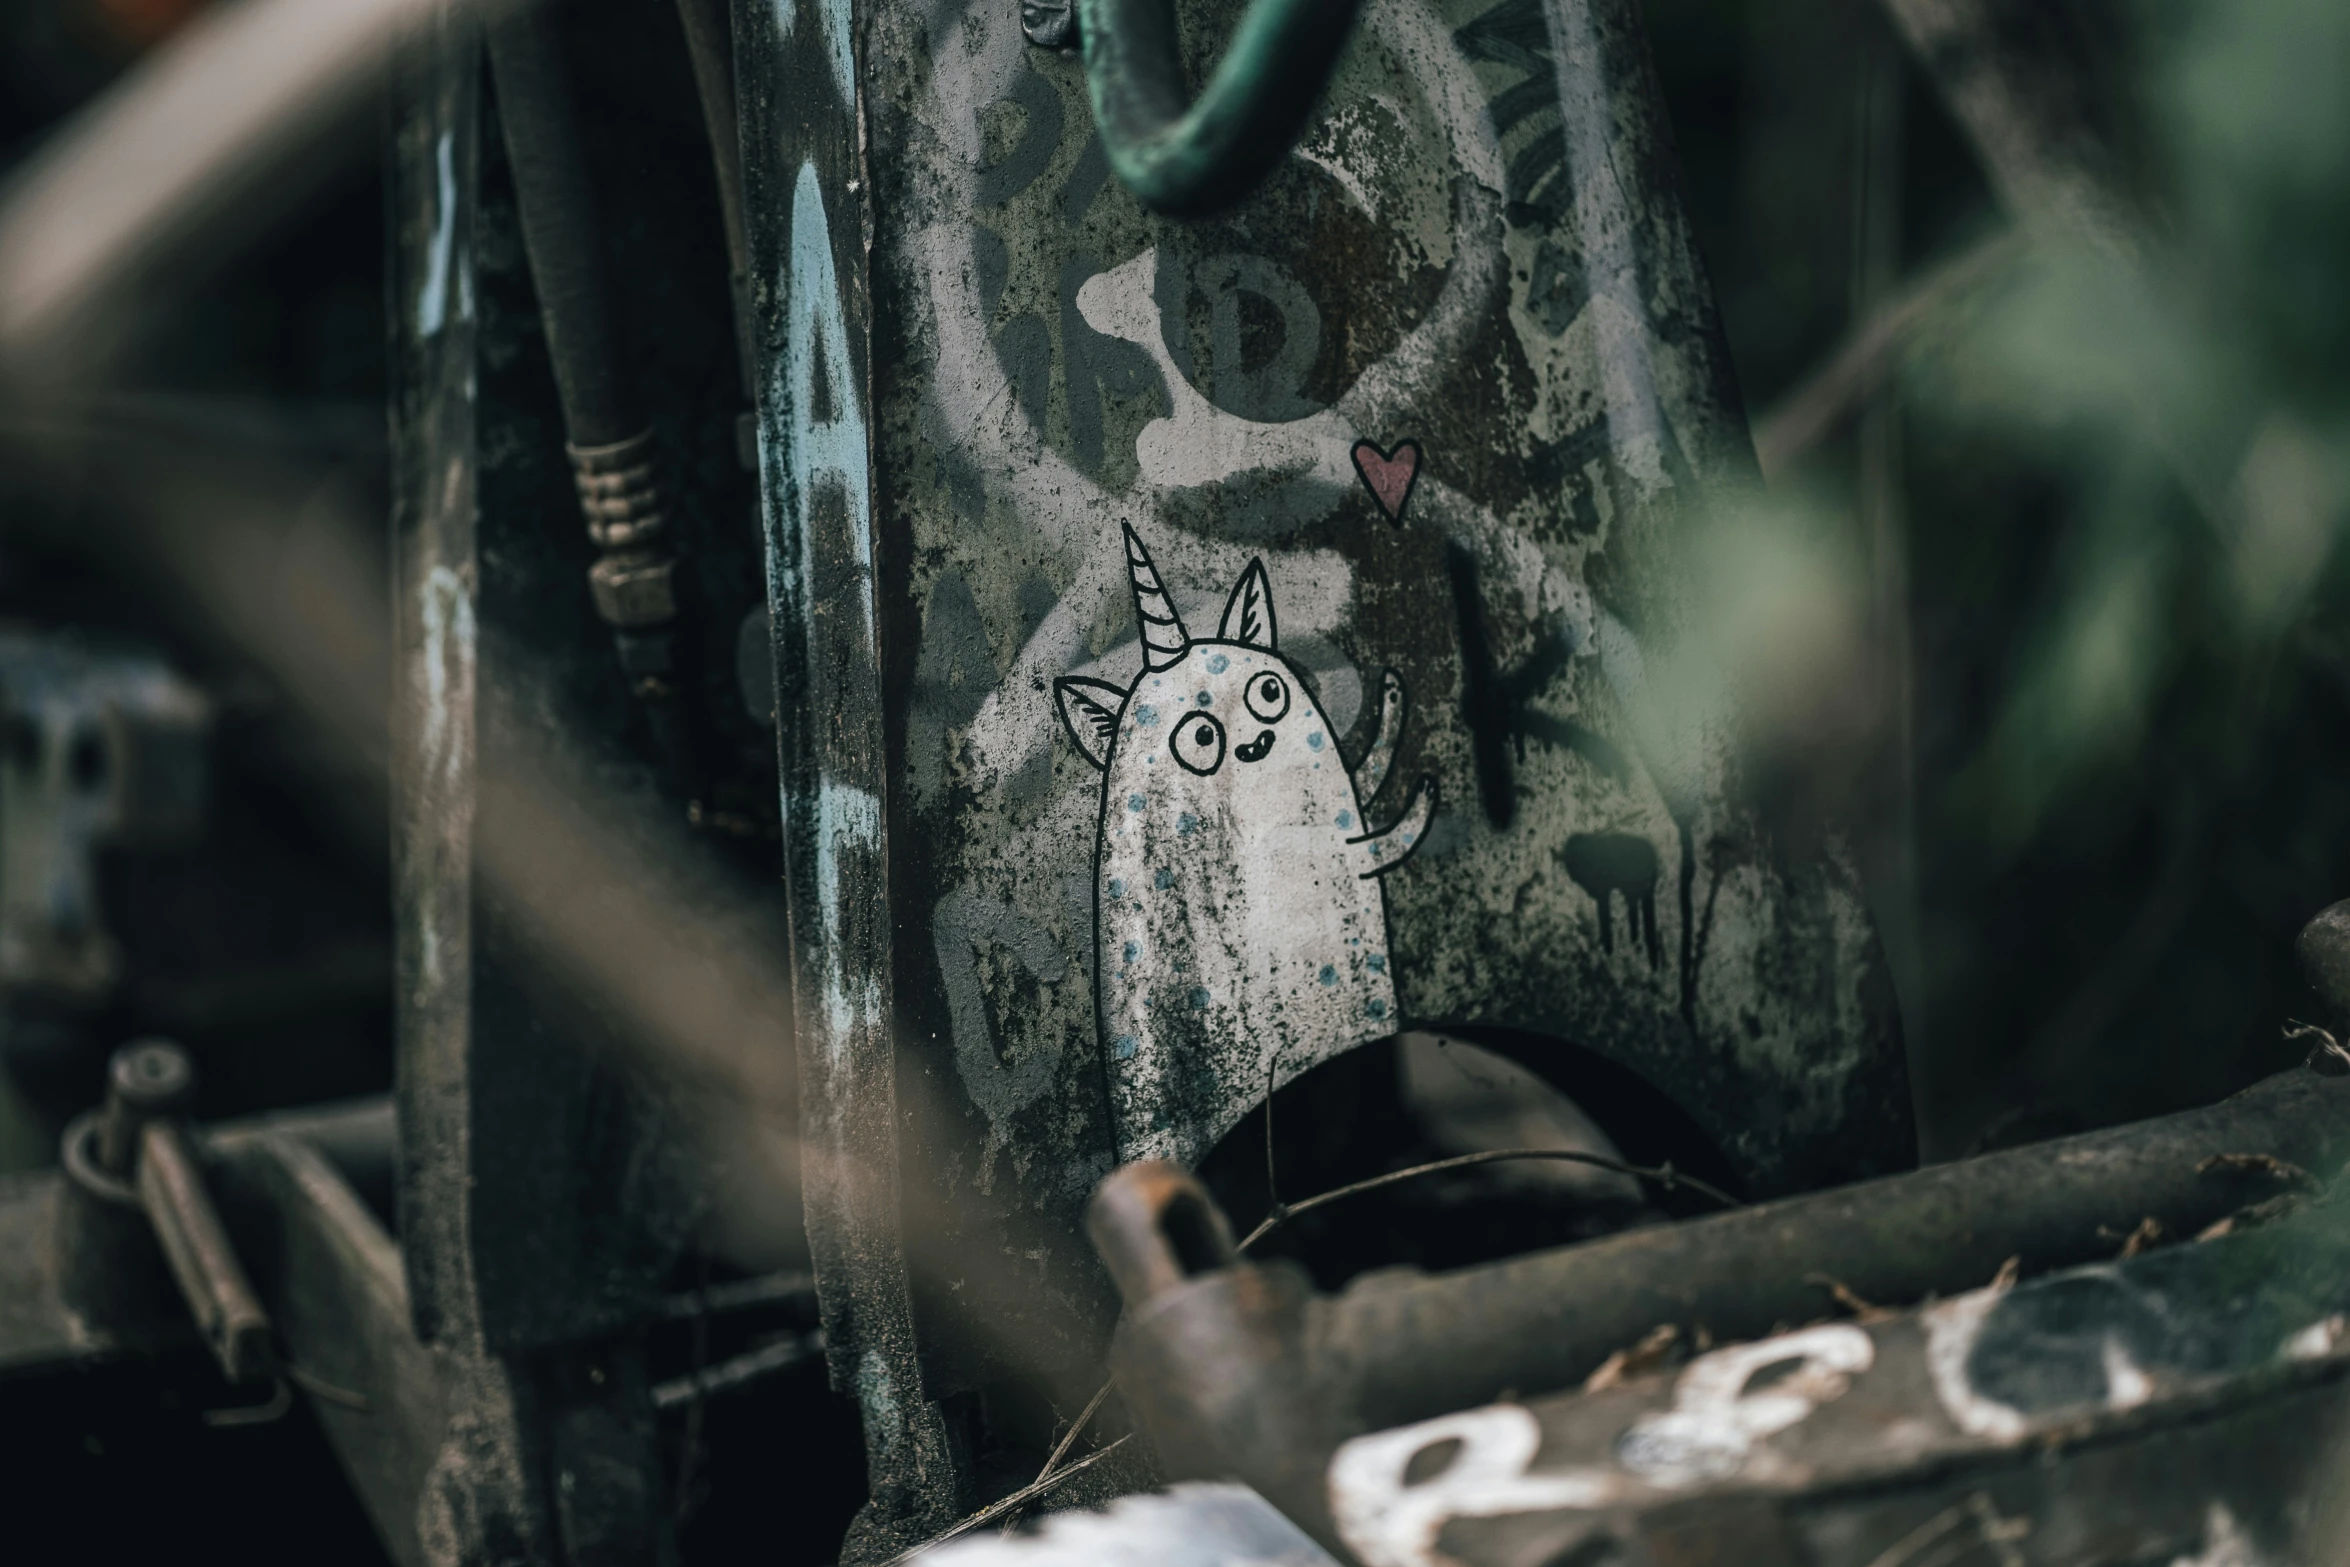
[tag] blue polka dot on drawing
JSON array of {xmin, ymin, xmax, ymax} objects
[
  {"xmin": 1107, "ymin": 878, "xmax": 1125, "ymax": 899},
  {"xmin": 1122, "ymin": 941, "xmax": 1140, "ymax": 964},
  {"xmin": 1318, "ymin": 964, "xmax": 1337, "ymax": 987},
  {"xmin": 1177, "ymin": 812, "xmax": 1197, "ymax": 836},
  {"xmin": 1335, "ymin": 810, "xmax": 1352, "ymax": 830},
  {"xmin": 1114, "ymin": 1034, "xmax": 1138, "ymax": 1060},
  {"xmin": 1189, "ymin": 987, "xmax": 1211, "ymax": 1010},
  {"xmin": 1206, "ymin": 653, "xmax": 1228, "ymax": 674},
  {"xmin": 1197, "ymin": 690, "xmax": 1213, "ymax": 706},
  {"xmin": 1155, "ymin": 867, "xmax": 1174, "ymax": 890},
  {"xmin": 1365, "ymin": 998, "xmax": 1388, "ymax": 1020},
  {"xmin": 1135, "ymin": 704, "xmax": 1159, "ymax": 726},
  {"xmin": 1307, "ymin": 731, "xmax": 1324, "ymax": 752},
  {"xmin": 1366, "ymin": 954, "xmax": 1386, "ymax": 974},
  {"xmin": 1128, "ymin": 793, "xmax": 1146, "ymax": 813}
]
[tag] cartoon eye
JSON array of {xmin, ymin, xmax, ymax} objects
[
  {"xmin": 1244, "ymin": 671, "xmax": 1290, "ymax": 723},
  {"xmin": 1171, "ymin": 712, "xmax": 1226, "ymax": 775}
]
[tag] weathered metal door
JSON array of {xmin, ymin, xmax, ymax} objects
[{"xmin": 735, "ymin": 0, "xmax": 1914, "ymax": 1546}]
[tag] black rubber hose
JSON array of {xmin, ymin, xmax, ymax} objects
[
  {"xmin": 485, "ymin": 2, "xmax": 639, "ymax": 450},
  {"xmin": 671, "ymin": 0, "xmax": 756, "ymax": 400},
  {"xmin": 484, "ymin": 2, "xmax": 703, "ymax": 805}
]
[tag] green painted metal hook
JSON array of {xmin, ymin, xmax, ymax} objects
[{"xmin": 1074, "ymin": 0, "xmax": 1366, "ymax": 217}]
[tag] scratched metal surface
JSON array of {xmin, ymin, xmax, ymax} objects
[{"xmin": 742, "ymin": 0, "xmax": 1913, "ymax": 1541}]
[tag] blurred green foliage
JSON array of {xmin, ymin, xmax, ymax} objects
[{"xmin": 1654, "ymin": 0, "xmax": 2350, "ymax": 1155}]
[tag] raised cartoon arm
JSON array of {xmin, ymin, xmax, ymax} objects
[
  {"xmin": 1347, "ymin": 776, "xmax": 1435, "ymax": 879},
  {"xmin": 1351, "ymin": 668, "xmax": 1405, "ymax": 804}
]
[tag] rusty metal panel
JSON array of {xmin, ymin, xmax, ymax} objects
[{"xmin": 740, "ymin": 0, "xmax": 1914, "ymax": 1540}]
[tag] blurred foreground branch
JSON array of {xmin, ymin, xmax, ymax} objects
[
  {"xmin": 0, "ymin": 0, "xmax": 503, "ymax": 386},
  {"xmin": 1754, "ymin": 227, "xmax": 2027, "ymax": 479}
]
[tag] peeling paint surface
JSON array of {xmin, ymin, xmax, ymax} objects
[
  {"xmin": 814, "ymin": 778, "xmax": 885, "ymax": 1052},
  {"xmin": 853, "ymin": 0, "xmax": 1909, "ymax": 1303}
]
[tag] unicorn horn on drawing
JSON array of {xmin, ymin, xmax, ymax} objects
[{"xmin": 1054, "ymin": 525, "xmax": 1434, "ymax": 1168}]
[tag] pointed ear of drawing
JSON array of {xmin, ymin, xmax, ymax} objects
[
  {"xmin": 1219, "ymin": 559, "xmax": 1277, "ymax": 650},
  {"xmin": 1055, "ymin": 678, "xmax": 1125, "ymax": 770}
]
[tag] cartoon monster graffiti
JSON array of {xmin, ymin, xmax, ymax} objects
[{"xmin": 1055, "ymin": 526, "xmax": 1435, "ymax": 1168}]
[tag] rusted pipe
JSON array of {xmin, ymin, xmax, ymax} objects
[
  {"xmin": 1325, "ymin": 1065, "xmax": 2350, "ymax": 1429},
  {"xmin": 1090, "ymin": 1162, "xmax": 1353, "ymax": 1559}
]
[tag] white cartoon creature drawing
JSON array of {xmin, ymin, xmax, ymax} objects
[{"xmin": 1055, "ymin": 526, "xmax": 1435, "ymax": 1168}]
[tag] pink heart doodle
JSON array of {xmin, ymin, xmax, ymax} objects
[{"xmin": 1351, "ymin": 439, "xmax": 1421, "ymax": 525}]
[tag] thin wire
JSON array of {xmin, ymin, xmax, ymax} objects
[
  {"xmin": 1263, "ymin": 1047, "xmax": 1283, "ymax": 1211},
  {"xmin": 285, "ymin": 1361, "xmax": 371, "ymax": 1411},
  {"xmin": 902, "ymin": 1144, "xmax": 1741, "ymax": 1553},
  {"xmin": 1236, "ymin": 1147, "xmax": 1741, "ymax": 1253},
  {"xmin": 998, "ymin": 1380, "xmax": 1117, "ymax": 1537},
  {"xmin": 883, "ymin": 1437, "xmax": 1131, "ymax": 1564}
]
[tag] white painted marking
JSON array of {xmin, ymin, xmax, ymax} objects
[
  {"xmin": 1328, "ymin": 1405, "xmax": 1617, "ymax": 1567},
  {"xmin": 2284, "ymin": 1313, "xmax": 2346, "ymax": 1360},
  {"xmin": 1615, "ymin": 1323, "xmax": 1875, "ymax": 1486},
  {"xmin": 2171, "ymin": 1503, "xmax": 2263, "ymax": 1567},
  {"xmin": 813, "ymin": 779, "xmax": 882, "ymax": 1055},
  {"xmin": 1078, "ymin": 250, "xmax": 1358, "ymax": 491},
  {"xmin": 417, "ymin": 130, "xmax": 456, "ymax": 335},
  {"xmin": 2100, "ymin": 1336, "xmax": 2154, "ymax": 1412},
  {"xmin": 780, "ymin": 160, "xmax": 874, "ymax": 628},
  {"xmin": 1921, "ymin": 1286, "xmax": 2028, "ymax": 1442},
  {"xmin": 1328, "ymin": 1322, "xmax": 1881, "ymax": 1564},
  {"xmin": 778, "ymin": 0, "xmax": 856, "ymax": 108}
]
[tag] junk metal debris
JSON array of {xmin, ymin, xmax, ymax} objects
[
  {"xmin": 0, "ymin": 0, "xmax": 2343, "ymax": 1563},
  {"xmin": 1071, "ymin": 1060, "xmax": 2350, "ymax": 1565}
]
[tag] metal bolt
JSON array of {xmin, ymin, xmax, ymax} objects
[
  {"xmin": 588, "ymin": 551, "xmax": 678, "ymax": 629},
  {"xmin": 99, "ymin": 1038, "xmax": 194, "ymax": 1175}
]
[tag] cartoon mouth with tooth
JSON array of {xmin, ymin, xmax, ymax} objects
[{"xmin": 1055, "ymin": 525, "xmax": 1434, "ymax": 1168}]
